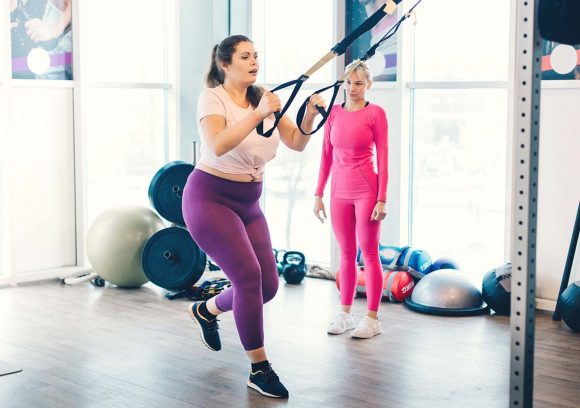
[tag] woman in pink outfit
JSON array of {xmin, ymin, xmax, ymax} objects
[{"xmin": 313, "ymin": 61, "xmax": 388, "ymax": 339}]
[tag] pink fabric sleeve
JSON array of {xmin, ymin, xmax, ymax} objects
[
  {"xmin": 197, "ymin": 88, "xmax": 226, "ymax": 122},
  {"xmin": 315, "ymin": 111, "xmax": 334, "ymax": 197},
  {"xmin": 373, "ymin": 107, "xmax": 389, "ymax": 202}
]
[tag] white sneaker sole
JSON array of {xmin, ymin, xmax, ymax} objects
[
  {"xmin": 247, "ymin": 381, "xmax": 287, "ymax": 398},
  {"xmin": 351, "ymin": 330, "xmax": 382, "ymax": 339},
  {"xmin": 327, "ymin": 325, "xmax": 355, "ymax": 335}
]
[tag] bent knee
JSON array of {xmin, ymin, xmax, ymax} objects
[{"xmin": 262, "ymin": 279, "xmax": 279, "ymax": 303}]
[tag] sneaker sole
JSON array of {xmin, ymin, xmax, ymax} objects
[
  {"xmin": 351, "ymin": 330, "xmax": 382, "ymax": 339},
  {"xmin": 247, "ymin": 381, "xmax": 288, "ymax": 399},
  {"xmin": 187, "ymin": 307, "xmax": 219, "ymax": 352},
  {"xmin": 327, "ymin": 326, "xmax": 355, "ymax": 335}
]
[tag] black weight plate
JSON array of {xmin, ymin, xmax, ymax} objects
[
  {"xmin": 142, "ymin": 227, "xmax": 206, "ymax": 291},
  {"xmin": 148, "ymin": 161, "xmax": 194, "ymax": 226}
]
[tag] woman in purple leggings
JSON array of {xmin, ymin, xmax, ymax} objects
[{"xmin": 182, "ymin": 35, "xmax": 325, "ymax": 399}]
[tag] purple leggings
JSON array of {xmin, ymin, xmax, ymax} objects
[{"xmin": 182, "ymin": 169, "xmax": 279, "ymax": 351}]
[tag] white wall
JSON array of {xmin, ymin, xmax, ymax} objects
[
  {"xmin": 178, "ymin": 0, "xmax": 230, "ymax": 163},
  {"xmin": 536, "ymin": 85, "xmax": 580, "ymax": 301}
]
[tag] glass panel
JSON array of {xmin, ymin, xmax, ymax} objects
[
  {"xmin": 252, "ymin": 0, "xmax": 334, "ymax": 85},
  {"xmin": 411, "ymin": 89, "xmax": 508, "ymax": 279},
  {"xmin": 84, "ymin": 88, "xmax": 166, "ymax": 225},
  {"xmin": 264, "ymin": 89, "xmax": 332, "ymax": 265},
  {"xmin": 413, "ymin": 0, "xmax": 510, "ymax": 82},
  {"xmin": 10, "ymin": 88, "xmax": 76, "ymax": 272},
  {"xmin": 82, "ymin": 0, "xmax": 166, "ymax": 82}
]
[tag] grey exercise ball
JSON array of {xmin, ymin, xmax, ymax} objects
[
  {"xmin": 405, "ymin": 269, "xmax": 489, "ymax": 316},
  {"xmin": 87, "ymin": 206, "xmax": 165, "ymax": 288}
]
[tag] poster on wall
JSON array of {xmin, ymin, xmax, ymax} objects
[
  {"xmin": 542, "ymin": 40, "xmax": 580, "ymax": 80},
  {"xmin": 345, "ymin": 0, "xmax": 399, "ymax": 82},
  {"xmin": 9, "ymin": 0, "xmax": 73, "ymax": 80}
]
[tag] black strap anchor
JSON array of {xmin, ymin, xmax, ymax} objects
[
  {"xmin": 256, "ymin": 0, "xmax": 404, "ymax": 138},
  {"xmin": 295, "ymin": 0, "xmax": 424, "ymax": 136}
]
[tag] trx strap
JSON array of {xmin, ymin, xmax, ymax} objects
[
  {"xmin": 257, "ymin": 0, "xmax": 403, "ymax": 138},
  {"xmin": 296, "ymin": 0, "xmax": 424, "ymax": 135}
]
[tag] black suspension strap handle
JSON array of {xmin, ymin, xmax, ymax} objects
[
  {"xmin": 295, "ymin": 0, "xmax": 422, "ymax": 135},
  {"xmin": 256, "ymin": 75, "xmax": 309, "ymax": 138},
  {"xmin": 256, "ymin": 0, "xmax": 403, "ymax": 138},
  {"xmin": 296, "ymin": 60, "xmax": 367, "ymax": 136}
]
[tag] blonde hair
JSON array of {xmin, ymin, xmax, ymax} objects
[{"xmin": 344, "ymin": 60, "xmax": 372, "ymax": 82}]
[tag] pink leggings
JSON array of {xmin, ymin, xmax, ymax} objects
[{"xmin": 331, "ymin": 197, "xmax": 383, "ymax": 312}]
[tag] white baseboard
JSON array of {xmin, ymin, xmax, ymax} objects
[
  {"xmin": 536, "ymin": 297, "xmax": 557, "ymax": 312},
  {"xmin": 2, "ymin": 266, "xmax": 92, "ymax": 286},
  {"xmin": 0, "ymin": 276, "xmax": 13, "ymax": 288}
]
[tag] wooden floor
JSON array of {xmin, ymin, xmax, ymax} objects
[{"xmin": 0, "ymin": 274, "xmax": 578, "ymax": 408}]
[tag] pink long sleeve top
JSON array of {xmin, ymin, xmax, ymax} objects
[{"xmin": 315, "ymin": 103, "xmax": 389, "ymax": 202}]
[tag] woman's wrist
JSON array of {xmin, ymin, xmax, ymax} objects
[
  {"xmin": 305, "ymin": 109, "xmax": 318, "ymax": 118},
  {"xmin": 252, "ymin": 109, "xmax": 266, "ymax": 122}
]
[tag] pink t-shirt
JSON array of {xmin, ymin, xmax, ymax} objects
[
  {"xmin": 315, "ymin": 103, "xmax": 388, "ymax": 202},
  {"xmin": 196, "ymin": 86, "xmax": 280, "ymax": 179}
]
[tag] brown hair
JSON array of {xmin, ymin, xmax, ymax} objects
[{"xmin": 205, "ymin": 35, "xmax": 263, "ymax": 108}]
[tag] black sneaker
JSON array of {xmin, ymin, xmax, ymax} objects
[
  {"xmin": 247, "ymin": 364, "xmax": 289, "ymax": 399},
  {"xmin": 188, "ymin": 302, "xmax": 221, "ymax": 351}
]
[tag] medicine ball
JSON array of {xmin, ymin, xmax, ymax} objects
[{"xmin": 482, "ymin": 263, "xmax": 512, "ymax": 316}]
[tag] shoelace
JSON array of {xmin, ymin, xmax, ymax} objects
[
  {"xmin": 333, "ymin": 314, "xmax": 351, "ymax": 329},
  {"xmin": 261, "ymin": 366, "xmax": 280, "ymax": 384},
  {"xmin": 205, "ymin": 318, "xmax": 220, "ymax": 334}
]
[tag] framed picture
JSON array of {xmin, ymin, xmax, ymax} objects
[
  {"xmin": 345, "ymin": 0, "xmax": 399, "ymax": 82},
  {"xmin": 10, "ymin": 0, "xmax": 73, "ymax": 80},
  {"xmin": 541, "ymin": 40, "xmax": 580, "ymax": 80}
]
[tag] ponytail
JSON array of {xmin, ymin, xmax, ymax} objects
[{"xmin": 205, "ymin": 44, "xmax": 224, "ymax": 87}]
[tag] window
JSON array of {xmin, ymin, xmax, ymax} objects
[
  {"xmin": 0, "ymin": 0, "xmax": 176, "ymax": 282},
  {"xmin": 263, "ymin": 89, "xmax": 332, "ymax": 265},
  {"xmin": 84, "ymin": 89, "xmax": 167, "ymax": 225},
  {"xmin": 81, "ymin": 0, "xmax": 174, "ymax": 226},
  {"xmin": 408, "ymin": 0, "xmax": 511, "ymax": 276},
  {"xmin": 252, "ymin": 0, "xmax": 334, "ymax": 85},
  {"xmin": 252, "ymin": 0, "xmax": 335, "ymax": 265},
  {"xmin": 412, "ymin": 0, "xmax": 510, "ymax": 82},
  {"xmin": 81, "ymin": 0, "xmax": 167, "ymax": 83},
  {"xmin": 410, "ymin": 89, "xmax": 508, "ymax": 275}
]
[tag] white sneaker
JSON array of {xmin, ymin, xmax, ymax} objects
[
  {"xmin": 351, "ymin": 316, "xmax": 382, "ymax": 339},
  {"xmin": 327, "ymin": 312, "xmax": 355, "ymax": 335}
]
